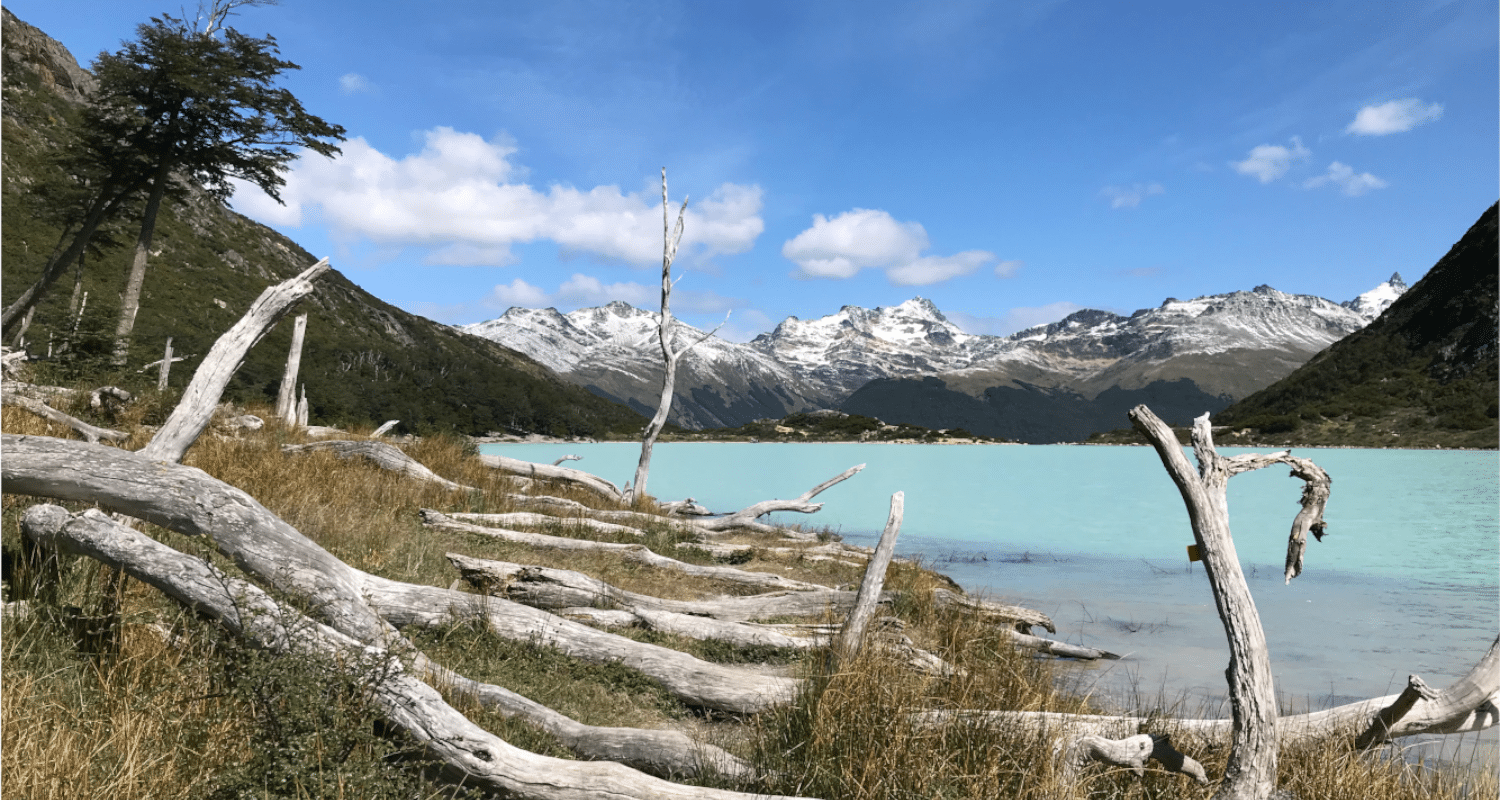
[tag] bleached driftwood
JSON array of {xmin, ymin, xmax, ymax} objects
[
  {"xmin": 1062, "ymin": 733, "xmax": 1209, "ymax": 785},
  {"xmin": 442, "ymin": 511, "xmax": 646, "ymax": 538},
  {"xmin": 140, "ymin": 258, "xmax": 329, "ymax": 463},
  {"xmin": 931, "ymin": 588, "xmax": 1055, "ymax": 634},
  {"xmin": 2, "ymin": 437, "xmax": 803, "ymax": 715},
  {"xmin": 998, "ymin": 628, "xmax": 1119, "ymax": 661},
  {"xmin": 88, "ymin": 385, "xmax": 132, "ymax": 413},
  {"xmin": 2, "ymin": 390, "xmax": 128, "ymax": 443},
  {"xmin": 480, "ymin": 453, "xmax": 624, "ymax": 503},
  {"xmin": 276, "ymin": 312, "xmax": 308, "ymax": 425},
  {"xmin": 834, "ymin": 492, "xmax": 903, "ymax": 657},
  {"xmin": 282, "ymin": 440, "xmax": 474, "ymax": 492},
  {"xmin": 914, "ymin": 635, "xmax": 1500, "ymax": 748},
  {"xmin": 422, "ymin": 509, "xmax": 827, "ymax": 592},
  {"xmin": 694, "ymin": 464, "xmax": 866, "ymax": 535},
  {"xmin": 1128, "ymin": 405, "xmax": 1332, "ymax": 800},
  {"xmin": 371, "ymin": 419, "xmax": 400, "ymax": 438},
  {"xmin": 18, "ymin": 505, "xmax": 807, "ymax": 799}
]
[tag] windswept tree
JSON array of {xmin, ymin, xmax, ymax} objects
[{"xmin": 0, "ymin": 0, "xmax": 346, "ymax": 359}]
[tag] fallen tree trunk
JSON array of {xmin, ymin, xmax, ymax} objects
[
  {"xmin": 19, "ymin": 504, "xmax": 809, "ymax": 799},
  {"xmin": 931, "ymin": 588, "xmax": 1055, "ymax": 635},
  {"xmin": 694, "ymin": 464, "xmax": 865, "ymax": 535},
  {"xmin": 2, "ymin": 390, "xmax": 129, "ymax": 443},
  {"xmin": 480, "ymin": 453, "xmax": 624, "ymax": 502},
  {"xmin": 423, "ymin": 509, "xmax": 827, "ymax": 592},
  {"xmin": 913, "ymin": 634, "xmax": 1499, "ymax": 747},
  {"xmin": 834, "ymin": 492, "xmax": 902, "ymax": 658},
  {"xmin": 3, "ymin": 437, "xmax": 803, "ymax": 715},
  {"xmin": 442, "ymin": 510, "xmax": 648, "ymax": 538},
  {"xmin": 282, "ymin": 440, "xmax": 474, "ymax": 492}
]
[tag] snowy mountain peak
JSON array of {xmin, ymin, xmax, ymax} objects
[{"xmin": 1342, "ymin": 273, "xmax": 1409, "ymax": 321}]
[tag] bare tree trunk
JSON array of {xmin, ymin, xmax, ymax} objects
[
  {"xmin": 139, "ymin": 258, "xmax": 328, "ymax": 463},
  {"xmin": 157, "ymin": 337, "xmax": 173, "ymax": 391},
  {"xmin": 833, "ymin": 492, "xmax": 903, "ymax": 657},
  {"xmin": 296, "ymin": 384, "xmax": 309, "ymax": 426},
  {"xmin": 112, "ymin": 169, "xmax": 172, "ymax": 367},
  {"xmin": 276, "ymin": 312, "xmax": 307, "ymax": 424},
  {"xmin": 1128, "ymin": 406, "xmax": 1332, "ymax": 800},
  {"xmin": 630, "ymin": 168, "xmax": 690, "ymax": 503}
]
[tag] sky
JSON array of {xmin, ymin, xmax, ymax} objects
[{"xmin": 9, "ymin": 0, "xmax": 1497, "ymax": 341}]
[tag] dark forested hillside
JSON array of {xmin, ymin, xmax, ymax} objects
[
  {"xmin": 1, "ymin": 9, "xmax": 645, "ymax": 438},
  {"xmin": 1212, "ymin": 203, "xmax": 1498, "ymax": 449}
]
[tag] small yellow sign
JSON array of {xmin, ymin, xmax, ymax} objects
[{"xmin": 1186, "ymin": 544, "xmax": 1202, "ymax": 562}]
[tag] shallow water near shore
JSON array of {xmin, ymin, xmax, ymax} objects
[{"xmin": 484, "ymin": 441, "xmax": 1499, "ymax": 761}]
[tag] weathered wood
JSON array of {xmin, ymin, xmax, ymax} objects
[
  {"xmin": 695, "ymin": 464, "xmax": 866, "ymax": 534},
  {"xmin": 423, "ymin": 509, "xmax": 827, "ymax": 592},
  {"xmin": 480, "ymin": 453, "xmax": 624, "ymax": 502},
  {"xmin": 140, "ymin": 258, "xmax": 329, "ymax": 463},
  {"xmin": 1063, "ymin": 733, "xmax": 1209, "ymax": 785},
  {"xmin": 282, "ymin": 440, "xmax": 473, "ymax": 492},
  {"xmin": 88, "ymin": 385, "xmax": 132, "ymax": 413},
  {"xmin": 443, "ymin": 510, "xmax": 646, "ymax": 538},
  {"xmin": 914, "ymin": 635, "xmax": 1500, "ymax": 747},
  {"xmin": 295, "ymin": 384, "xmax": 308, "ymax": 426},
  {"xmin": 999, "ymin": 628, "xmax": 1119, "ymax": 661},
  {"xmin": 19, "ymin": 505, "xmax": 810, "ymax": 799},
  {"xmin": 157, "ymin": 337, "xmax": 173, "ymax": 390},
  {"xmin": 5, "ymin": 437, "xmax": 800, "ymax": 715},
  {"xmin": 371, "ymin": 419, "xmax": 400, "ymax": 437},
  {"xmin": 931, "ymin": 588, "xmax": 1055, "ymax": 634},
  {"xmin": 834, "ymin": 492, "xmax": 903, "ymax": 657},
  {"xmin": 1130, "ymin": 406, "xmax": 1325, "ymax": 800},
  {"xmin": 276, "ymin": 312, "xmax": 308, "ymax": 425},
  {"xmin": 2, "ymin": 391, "xmax": 129, "ymax": 443}
]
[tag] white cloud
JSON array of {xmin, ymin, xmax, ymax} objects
[
  {"xmin": 993, "ymin": 259, "xmax": 1023, "ymax": 278},
  {"xmin": 489, "ymin": 273, "xmax": 741, "ymax": 316},
  {"xmin": 490, "ymin": 278, "xmax": 551, "ymax": 307},
  {"xmin": 1099, "ymin": 183, "xmax": 1164, "ymax": 209},
  {"xmin": 782, "ymin": 208, "xmax": 994, "ymax": 285},
  {"xmin": 1230, "ymin": 137, "xmax": 1310, "ymax": 183},
  {"xmin": 339, "ymin": 73, "xmax": 373, "ymax": 94},
  {"xmin": 1346, "ymin": 99, "xmax": 1443, "ymax": 136},
  {"xmin": 552, "ymin": 274, "xmax": 658, "ymax": 307},
  {"xmin": 947, "ymin": 301, "xmax": 1084, "ymax": 337},
  {"xmin": 229, "ymin": 127, "xmax": 764, "ymax": 268},
  {"xmin": 1303, "ymin": 162, "xmax": 1387, "ymax": 197}
]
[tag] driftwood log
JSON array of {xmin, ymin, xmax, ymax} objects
[
  {"xmin": 19, "ymin": 505, "xmax": 810, "ymax": 799},
  {"xmin": 480, "ymin": 453, "xmax": 625, "ymax": 502},
  {"xmin": 443, "ymin": 510, "xmax": 648, "ymax": 538},
  {"xmin": 833, "ymin": 492, "xmax": 903, "ymax": 657},
  {"xmin": 275, "ymin": 312, "xmax": 308, "ymax": 425},
  {"xmin": 694, "ymin": 464, "xmax": 866, "ymax": 535},
  {"xmin": 422, "ymin": 509, "xmax": 828, "ymax": 592},
  {"xmin": 2, "ymin": 390, "xmax": 129, "ymax": 443},
  {"xmin": 282, "ymin": 440, "xmax": 474, "ymax": 492}
]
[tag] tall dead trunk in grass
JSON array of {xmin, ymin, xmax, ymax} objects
[
  {"xmin": 628, "ymin": 168, "xmax": 722, "ymax": 503},
  {"xmin": 1129, "ymin": 405, "xmax": 1331, "ymax": 800}
]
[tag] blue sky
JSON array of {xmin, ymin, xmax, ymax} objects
[{"xmin": 11, "ymin": 0, "xmax": 1497, "ymax": 341}]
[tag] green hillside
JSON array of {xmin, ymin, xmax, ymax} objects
[
  {"xmin": 1211, "ymin": 203, "xmax": 1498, "ymax": 449},
  {"xmin": 1, "ymin": 10, "xmax": 645, "ymax": 438}
]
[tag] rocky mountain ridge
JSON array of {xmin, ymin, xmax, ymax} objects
[{"xmin": 464, "ymin": 276, "xmax": 1405, "ymax": 437}]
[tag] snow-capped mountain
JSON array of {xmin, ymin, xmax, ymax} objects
[{"xmin": 460, "ymin": 277, "xmax": 1405, "ymax": 436}]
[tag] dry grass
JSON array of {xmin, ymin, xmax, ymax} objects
[{"xmin": 3, "ymin": 398, "xmax": 1495, "ymax": 799}]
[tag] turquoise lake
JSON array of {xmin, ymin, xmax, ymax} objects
[{"xmin": 481, "ymin": 441, "xmax": 1498, "ymax": 753}]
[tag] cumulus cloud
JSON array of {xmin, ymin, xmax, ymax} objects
[
  {"xmin": 782, "ymin": 208, "xmax": 995, "ymax": 286},
  {"xmin": 339, "ymin": 73, "xmax": 372, "ymax": 94},
  {"xmin": 229, "ymin": 127, "xmax": 764, "ymax": 268},
  {"xmin": 1346, "ymin": 99, "xmax": 1443, "ymax": 136},
  {"xmin": 993, "ymin": 259, "xmax": 1023, "ymax": 278},
  {"xmin": 490, "ymin": 277, "xmax": 551, "ymax": 307},
  {"xmin": 1230, "ymin": 137, "xmax": 1310, "ymax": 183},
  {"xmin": 1099, "ymin": 183, "xmax": 1165, "ymax": 209},
  {"xmin": 1303, "ymin": 162, "xmax": 1387, "ymax": 197},
  {"xmin": 947, "ymin": 301, "xmax": 1085, "ymax": 337}
]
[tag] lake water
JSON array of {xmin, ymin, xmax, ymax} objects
[{"xmin": 481, "ymin": 441, "xmax": 1498, "ymax": 758}]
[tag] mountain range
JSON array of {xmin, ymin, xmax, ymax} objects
[{"xmin": 464, "ymin": 276, "xmax": 1406, "ymax": 441}]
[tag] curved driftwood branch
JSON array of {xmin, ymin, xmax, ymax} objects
[
  {"xmin": 1062, "ymin": 733, "xmax": 1209, "ymax": 785},
  {"xmin": 695, "ymin": 464, "xmax": 865, "ymax": 534},
  {"xmin": 282, "ymin": 440, "xmax": 474, "ymax": 492},
  {"xmin": 479, "ymin": 454, "xmax": 624, "ymax": 502},
  {"xmin": 2, "ymin": 390, "xmax": 129, "ymax": 443},
  {"xmin": 422, "ymin": 509, "xmax": 827, "ymax": 592},
  {"xmin": 141, "ymin": 257, "xmax": 329, "ymax": 463},
  {"xmin": 19, "ymin": 505, "xmax": 806, "ymax": 799}
]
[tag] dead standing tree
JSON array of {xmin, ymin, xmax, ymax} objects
[
  {"xmin": 1128, "ymin": 405, "xmax": 1332, "ymax": 800},
  {"xmin": 627, "ymin": 168, "xmax": 723, "ymax": 504}
]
